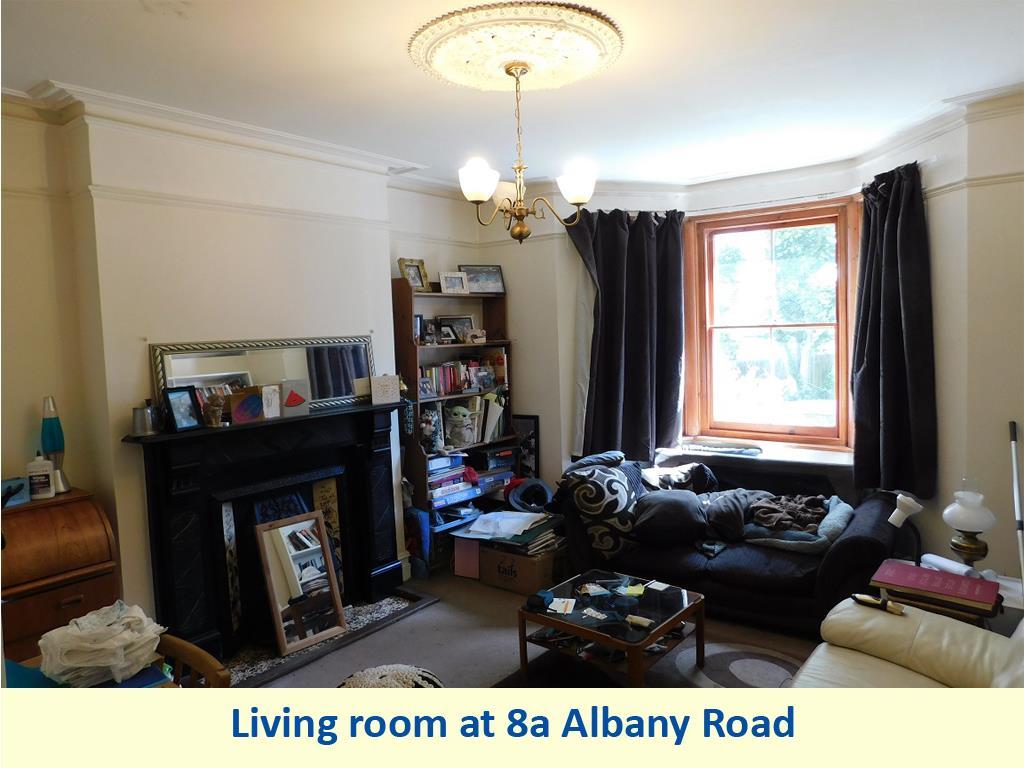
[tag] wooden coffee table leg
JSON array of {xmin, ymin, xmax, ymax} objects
[
  {"xmin": 517, "ymin": 611, "xmax": 529, "ymax": 681},
  {"xmin": 627, "ymin": 647, "xmax": 645, "ymax": 687},
  {"xmin": 695, "ymin": 602, "xmax": 706, "ymax": 668}
]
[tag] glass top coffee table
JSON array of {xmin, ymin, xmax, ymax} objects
[{"xmin": 517, "ymin": 569, "xmax": 705, "ymax": 687}]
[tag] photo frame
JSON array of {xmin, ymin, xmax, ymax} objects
[
  {"xmin": 459, "ymin": 264, "xmax": 506, "ymax": 294},
  {"xmin": 422, "ymin": 319, "xmax": 439, "ymax": 345},
  {"xmin": 413, "ymin": 313, "xmax": 424, "ymax": 343},
  {"xmin": 398, "ymin": 258, "xmax": 431, "ymax": 292},
  {"xmin": 254, "ymin": 510, "xmax": 346, "ymax": 656},
  {"xmin": 512, "ymin": 414, "xmax": 540, "ymax": 478},
  {"xmin": 437, "ymin": 314, "xmax": 476, "ymax": 343},
  {"xmin": 162, "ymin": 385, "xmax": 204, "ymax": 432},
  {"xmin": 439, "ymin": 271, "xmax": 471, "ymax": 294},
  {"xmin": 439, "ymin": 325, "xmax": 458, "ymax": 343},
  {"xmin": 419, "ymin": 377, "xmax": 437, "ymax": 399}
]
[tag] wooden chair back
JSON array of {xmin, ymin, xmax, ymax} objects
[{"xmin": 157, "ymin": 633, "xmax": 230, "ymax": 688}]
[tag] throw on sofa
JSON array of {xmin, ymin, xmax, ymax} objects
[{"xmin": 550, "ymin": 452, "xmax": 897, "ymax": 635}]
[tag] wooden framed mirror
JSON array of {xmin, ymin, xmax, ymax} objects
[{"xmin": 254, "ymin": 510, "xmax": 346, "ymax": 655}]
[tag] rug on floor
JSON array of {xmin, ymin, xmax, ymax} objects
[
  {"xmin": 495, "ymin": 638, "xmax": 803, "ymax": 688},
  {"xmin": 228, "ymin": 591, "xmax": 435, "ymax": 686}
]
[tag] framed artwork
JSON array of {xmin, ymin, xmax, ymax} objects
[
  {"xmin": 512, "ymin": 414, "xmax": 540, "ymax": 478},
  {"xmin": 230, "ymin": 387, "xmax": 264, "ymax": 424},
  {"xmin": 459, "ymin": 264, "xmax": 506, "ymax": 294},
  {"xmin": 439, "ymin": 271, "xmax": 471, "ymax": 294},
  {"xmin": 398, "ymin": 258, "xmax": 431, "ymax": 292},
  {"xmin": 162, "ymin": 385, "xmax": 203, "ymax": 432},
  {"xmin": 439, "ymin": 325, "xmax": 458, "ymax": 343},
  {"xmin": 437, "ymin": 314, "xmax": 475, "ymax": 343}
]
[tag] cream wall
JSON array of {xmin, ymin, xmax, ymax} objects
[
  {"xmin": 1, "ymin": 105, "xmax": 93, "ymax": 488},
  {"xmin": 1, "ymin": 98, "xmax": 475, "ymax": 613},
  {"xmin": 4, "ymin": 86, "xmax": 1022, "ymax": 603}
]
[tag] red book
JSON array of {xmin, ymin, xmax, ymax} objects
[{"xmin": 870, "ymin": 559, "xmax": 1000, "ymax": 610}]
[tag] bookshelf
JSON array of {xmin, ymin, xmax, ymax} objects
[{"xmin": 392, "ymin": 277, "xmax": 517, "ymax": 510}]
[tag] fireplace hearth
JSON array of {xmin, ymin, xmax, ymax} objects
[{"xmin": 124, "ymin": 403, "xmax": 402, "ymax": 658}]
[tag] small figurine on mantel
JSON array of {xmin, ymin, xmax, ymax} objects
[{"xmin": 203, "ymin": 392, "xmax": 226, "ymax": 427}]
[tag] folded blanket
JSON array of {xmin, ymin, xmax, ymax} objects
[{"xmin": 749, "ymin": 494, "xmax": 829, "ymax": 534}]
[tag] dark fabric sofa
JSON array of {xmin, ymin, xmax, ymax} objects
[{"xmin": 551, "ymin": 461, "xmax": 897, "ymax": 636}]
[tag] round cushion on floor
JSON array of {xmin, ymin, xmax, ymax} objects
[{"xmin": 338, "ymin": 664, "xmax": 443, "ymax": 688}]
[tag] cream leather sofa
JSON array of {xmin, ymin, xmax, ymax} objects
[{"xmin": 793, "ymin": 598, "xmax": 1023, "ymax": 687}]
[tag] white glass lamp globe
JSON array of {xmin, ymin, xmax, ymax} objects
[
  {"xmin": 942, "ymin": 491, "xmax": 997, "ymax": 533},
  {"xmin": 556, "ymin": 159, "xmax": 597, "ymax": 205},
  {"xmin": 458, "ymin": 158, "xmax": 500, "ymax": 203}
]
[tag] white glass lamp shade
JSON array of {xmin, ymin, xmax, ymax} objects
[
  {"xmin": 557, "ymin": 159, "xmax": 596, "ymax": 205},
  {"xmin": 492, "ymin": 181, "xmax": 518, "ymax": 210},
  {"xmin": 888, "ymin": 493, "xmax": 923, "ymax": 528},
  {"xmin": 458, "ymin": 158, "xmax": 500, "ymax": 203},
  {"xmin": 942, "ymin": 491, "xmax": 997, "ymax": 533}
]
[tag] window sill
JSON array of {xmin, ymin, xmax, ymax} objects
[{"xmin": 659, "ymin": 438, "xmax": 853, "ymax": 470}]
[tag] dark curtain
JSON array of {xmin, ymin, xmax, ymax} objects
[
  {"xmin": 852, "ymin": 162, "xmax": 937, "ymax": 497},
  {"xmin": 567, "ymin": 209, "xmax": 685, "ymax": 461},
  {"xmin": 306, "ymin": 345, "xmax": 369, "ymax": 399}
]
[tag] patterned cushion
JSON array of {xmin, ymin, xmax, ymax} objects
[
  {"xmin": 338, "ymin": 664, "xmax": 443, "ymax": 688},
  {"xmin": 561, "ymin": 465, "xmax": 639, "ymax": 559}
]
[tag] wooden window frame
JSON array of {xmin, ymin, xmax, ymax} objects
[{"xmin": 683, "ymin": 197, "xmax": 861, "ymax": 448}]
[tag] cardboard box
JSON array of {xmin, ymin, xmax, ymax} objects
[{"xmin": 478, "ymin": 544, "xmax": 558, "ymax": 595}]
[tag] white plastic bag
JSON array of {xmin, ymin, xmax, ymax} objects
[{"xmin": 38, "ymin": 601, "xmax": 165, "ymax": 687}]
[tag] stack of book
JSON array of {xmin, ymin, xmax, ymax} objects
[
  {"xmin": 870, "ymin": 559, "xmax": 1002, "ymax": 621},
  {"xmin": 427, "ymin": 453, "xmax": 483, "ymax": 510},
  {"xmin": 485, "ymin": 514, "xmax": 565, "ymax": 557}
]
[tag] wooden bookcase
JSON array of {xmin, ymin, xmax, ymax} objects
[{"xmin": 392, "ymin": 277, "xmax": 518, "ymax": 510}]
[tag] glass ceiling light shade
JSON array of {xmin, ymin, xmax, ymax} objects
[
  {"xmin": 408, "ymin": 2, "xmax": 623, "ymax": 91},
  {"xmin": 458, "ymin": 157, "xmax": 500, "ymax": 202},
  {"xmin": 557, "ymin": 159, "xmax": 597, "ymax": 205}
]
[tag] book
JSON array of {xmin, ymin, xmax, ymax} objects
[
  {"xmin": 878, "ymin": 591, "xmax": 993, "ymax": 621},
  {"xmin": 429, "ymin": 481, "xmax": 474, "ymax": 500},
  {"xmin": 431, "ymin": 485, "xmax": 483, "ymax": 510},
  {"xmin": 427, "ymin": 454, "xmax": 464, "ymax": 472},
  {"xmin": 870, "ymin": 559, "xmax": 1000, "ymax": 611}
]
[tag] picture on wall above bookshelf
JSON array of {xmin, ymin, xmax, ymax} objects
[{"xmin": 392, "ymin": 276, "xmax": 519, "ymax": 510}]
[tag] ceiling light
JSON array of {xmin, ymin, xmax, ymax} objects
[{"xmin": 410, "ymin": 3, "xmax": 621, "ymax": 243}]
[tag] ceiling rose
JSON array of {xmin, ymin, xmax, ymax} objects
[{"xmin": 409, "ymin": 2, "xmax": 623, "ymax": 91}]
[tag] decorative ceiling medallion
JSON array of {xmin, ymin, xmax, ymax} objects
[{"xmin": 409, "ymin": 2, "xmax": 623, "ymax": 91}]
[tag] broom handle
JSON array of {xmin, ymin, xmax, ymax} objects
[{"xmin": 1010, "ymin": 422, "xmax": 1024, "ymax": 596}]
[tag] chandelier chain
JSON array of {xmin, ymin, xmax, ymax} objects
[{"xmin": 514, "ymin": 71, "xmax": 523, "ymax": 168}]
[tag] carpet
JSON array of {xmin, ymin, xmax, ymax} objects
[
  {"xmin": 228, "ymin": 589, "xmax": 436, "ymax": 687},
  {"xmin": 496, "ymin": 639, "xmax": 803, "ymax": 688}
]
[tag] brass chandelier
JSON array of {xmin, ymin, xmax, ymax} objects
[
  {"xmin": 458, "ymin": 62, "xmax": 596, "ymax": 243},
  {"xmin": 408, "ymin": 2, "xmax": 623, "ymax": 244}
]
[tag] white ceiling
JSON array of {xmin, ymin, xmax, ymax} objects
[{"xmin": 3, "ymin": 0, "xmax": 1023, "ymax": 184}]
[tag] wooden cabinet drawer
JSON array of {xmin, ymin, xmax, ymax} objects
[{"xmin": 1, "ymin": 573, "xmax": 120, "ymax": 660}]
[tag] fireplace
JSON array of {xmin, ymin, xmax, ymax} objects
[{"xmin": 124, "ymin": 403, "xmax": 402, "ymax": 658}]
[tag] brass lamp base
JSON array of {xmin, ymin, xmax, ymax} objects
[{"xmin": 950, "ymin": 530, "xmax": 988, "ymax": 567}]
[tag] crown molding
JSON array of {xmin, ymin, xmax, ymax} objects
[
  {"xmin": 386, "ymin": 173, "xmax": 464, "ymax": 200},
  {"xmin": 23, "ymin": 80, "xmax": 427, "ymax": 176}
]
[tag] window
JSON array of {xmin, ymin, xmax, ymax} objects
[{"xmin": 683, "ymin": 198, "xmax": 859, "ymax": 446}]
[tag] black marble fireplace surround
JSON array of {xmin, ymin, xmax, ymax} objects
[{"xmin": 124, "ymin": 403, "xmax": 402, "ymax": 658}]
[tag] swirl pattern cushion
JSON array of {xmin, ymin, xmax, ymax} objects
[{"xmin": 561, "ymin": 465, "xmax": 638, "ymax": 559}]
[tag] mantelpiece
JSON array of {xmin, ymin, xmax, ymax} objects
[{"xmin": 124, "ymin": 402, "xmax": 402, "ymax": 658}]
